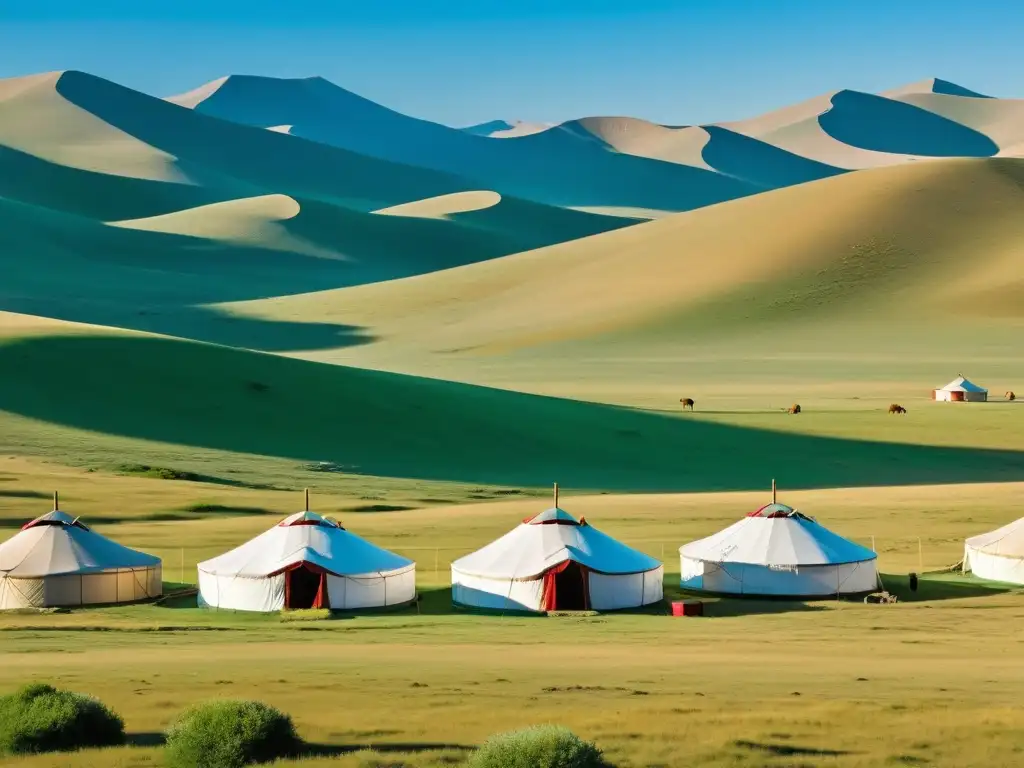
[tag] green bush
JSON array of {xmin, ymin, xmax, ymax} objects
[
  {"xmin": 469, "ymin": 725, "xmax": 609, "ymax": 768},
  {"xmin": 0, "ymin": 682, "xmax": 125, "ymax": 755},
  {"xmin": 164, "ymin": 699, "xmax": 300, "ymax": 768}
]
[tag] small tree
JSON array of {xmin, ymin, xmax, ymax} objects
[
  {"xmin": 469, "ymin": 725, "xmax": 609, "ymax": 768},
  {"xmin": 164, "ymin": 699, "xmax": 300, "ymax": 768},
  {"xmin": 0, "ymin": 683, "xmax": 125, "ymax": 755}
]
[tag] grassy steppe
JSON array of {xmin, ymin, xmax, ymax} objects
[{"xmin": 1, "ymin": 464, "xmax": 1023, "ymax": 768}]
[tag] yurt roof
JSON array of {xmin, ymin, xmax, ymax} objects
[
  {"xmin": 680, "ymin": 505, "xmax": 875, "ymax": 567},
  {"xmin": 452, "ymin": 507, "xmax": 660, "ymax": 579},
  {"xmin": 0, "ymin": 510, "xmax": 160, "ymax": 578},
  {"xmin": 198, "ymin": 510, "xmax": 412, "ymax": 578},
  {"xmin": 965, "ymin": 517, "xmax": 1024, "ymax": 558},
  {"xmin": 524, "ymin": 507, "xmax": 579, "ymax": 524},
  {"xmin": 939, "ymin": 376, "xmax": 987, "ymax": 393}
]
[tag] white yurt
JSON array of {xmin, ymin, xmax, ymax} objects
[
  {"xmin": 197, "ymin": 492, "xmax": 415, "ymax": 612},
  {"xmin": 451, "ymin": 487, "xmax": 663, "ymax": 612},
  {"xmin": 0, "ymin": 495, "xmax": 162, "ymax": 609},
  {"xmin": 963, "ymin": 517, "xmax": 1024, "ymax": 584},
  {"xmin": 933, "ymin": 375, "xmax": 988, "ymax": 402},
  {"xmin": 679, "ymin": 486, "xmax": 878, "ymax": 597}
]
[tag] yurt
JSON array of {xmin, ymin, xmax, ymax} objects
[
  {"xmin": 933, "ymin": 375, "xmax": 988, "ymax": 402},
  {"xmin": 679, "ymin": 485, "xmax": 878, "ymax": 597},
  {"xmin": 197, "ymin": 492, "xmax": 415, "ymax": 612},
  {"xmin": 963, "ymin": 517, "xmax": 1024, "ymax": 585},
  {"xmin": 0, "ymin": 495, "xmax": 162, "ymax": 609},
  {"xmin": 451, "ymin": 487, "xmax": 663, "ymax": 613}
]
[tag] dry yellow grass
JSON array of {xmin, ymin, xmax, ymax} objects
[{"xmin": 1, "ymin": 462, "xmax": 1024, "ymax": 767}]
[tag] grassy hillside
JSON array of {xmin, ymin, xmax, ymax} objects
[
  {"xmin": 0, "ymin": 332, "xmax": 1022, "ymax": 491},
  {"xmin": 225, "ymin": 158, "xmax": 1024, "ymax": 355}
]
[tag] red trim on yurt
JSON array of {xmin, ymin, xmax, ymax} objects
[
  {"xmin": 278, "ymin": 519, "xmax": 341, "ymax": 528},
  {"xmin": 524, "ymin": 517, "xmax": 580, "ymax": 526},
  {"xmin": 21, "ymin": 518, "xmax": 89, "ymax": 531}
]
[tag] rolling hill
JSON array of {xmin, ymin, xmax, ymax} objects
[
  {"xmin": 219, "ymin": 157, "xmax": 1024, "ymax": 408},
  {"xmin": 0, "ymin": 67, "xmax": 1022, "ymax": 491}
]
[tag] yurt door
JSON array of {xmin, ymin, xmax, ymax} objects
[
  {"xmin": 542, "ymin": 561, "xmax": 590, "ymax": 611},
  {"xmin": 285, "ymin": 564, "xmax": 328, "ymax": 609},
  {"xmin": 951, "ymin": 391, "xmax": 965, "ymax": 402}
]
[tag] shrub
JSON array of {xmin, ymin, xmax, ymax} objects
[
  {"xmin": 469, "ymin": 725, "xmax": 609, "ymax": 768},
  {"xmin": 164, "ymin": 699, "xmax": 300, "ymax": 768},
  {"xmin": 0, "ymin": 682, "xmax": 125, "ymax": 755}
]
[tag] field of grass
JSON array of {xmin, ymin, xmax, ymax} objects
[{"xmin": 1, "ymin": 464, "xmax": 1024, "ymax": 767}]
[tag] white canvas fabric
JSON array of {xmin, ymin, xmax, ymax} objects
[
  {"xmin": 934, "ymin": 376, "xmax": 988, "ymax": 402},
  {"xmin": 0, "ymin": 510, "xmax": 162, "ymax": 609},
  {"xmin": 679, "ymin": 503, "xmax": 878, "ymax": 596},
  {"xmin": 198, "ymin": 510, "xmax": 415, "ymax": 611},
  {"xmin": 451, "ymin": 506, "xmax": 664, "ymax": 612},
  {"xmin": 964, "ymin": 517, "xmax": 1024, "ymax": 585}
]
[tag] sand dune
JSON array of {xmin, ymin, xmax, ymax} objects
[
  {"xmin": 0, "ymin": 71, "xmax": 187, "ymax": 183},
  {"xmin": 881, "ymin": 78, "xmax": 991, "ymax": 99},
  {"xmin": 375, "ymin": 190, "xmax": 503, "ymax": 218},
  {"xmin": 168, "ymin": 74, "xmax": 761, "ymax": 216},
  {"xmin": 888, "ymin": 93, "xmax": 1024, "ymax": 152},
  {"xmin": 222, "ymin": 158, "xmax": 1024, "ymax": 374},
  {"xmin": 112, "ymin": 194, "xmax": 344, "ymax": 260},
  {"xmin": 461, "ymin": 119, "xmax": 553, "ymax": 138}
]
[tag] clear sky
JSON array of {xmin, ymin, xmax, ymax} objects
[{"xmin": 2, "ymin": 0, "xmax": 1021, "ymax": 127}]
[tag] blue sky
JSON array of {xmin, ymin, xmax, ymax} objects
[{"xmin": 2, "ymin": 1, "xmax": 1021, "ymax": 126}]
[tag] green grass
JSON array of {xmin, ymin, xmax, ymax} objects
[{"xmin": 0, "ymin": 333, "xmax": 1022, "ymax": 493}]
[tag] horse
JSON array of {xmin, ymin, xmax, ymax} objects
[
  {"xmin": 787, "ymin": 404, "xmax": 801, "ymax": 414},
  {"xmin": 888, "ymin": 403, "xmax": 907, "ymax": 414},
  {"xmin": 679, "ymin": 398, "xmax": 694, "ymax": 411},
  {"xmin": 1007, "ymin": 391, "xmax": 1016, "ymax": 402}
]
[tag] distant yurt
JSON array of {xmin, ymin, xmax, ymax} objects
[
  {"xmin": 451, "ymin": 486, "xmax": 663, "ymax": 612},
  {"xmin": 679, "ymin": 484, "xmax": 878, "ymax": 597},
  {"xmin": 0, "ymin": 494, "xmax": 162, "ymax": 609},
  {"xmin": 933, "ymin": 375, "xmax": 988, "ymax": 402},
  {"xmin": 963, "ymin": 517, "xmax": 1024, "ymax": 585},
  {"xmin": 197, "ymin": 491, "xmax": 415, "ymax": 612}
]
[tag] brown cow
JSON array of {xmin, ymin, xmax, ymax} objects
[
  {"xmin": 679, "ymin": 398, "xmax": 695, "ymax": 411},
  {"xmin": 787, "ymin": 404, "xmax": 801, "ymax": 414},
  {"xmin": 888, "ymin": 403, "xmax": 907, "ymax": 414},
  {"xmin": 1007, "ymin": 391, "xmax": 1016, "ymax": 401}
]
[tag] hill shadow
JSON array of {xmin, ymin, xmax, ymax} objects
[
  {"xmin": 820, "ymin": 90, "xmax": 999, "ymax": 157},
  {"xmin": 0, "ymin": 144, "xmax": 237, "ymax": 221},
  {"xmin": 1, "ymin": 335, "xmax": 1023, "ymax": 492}
]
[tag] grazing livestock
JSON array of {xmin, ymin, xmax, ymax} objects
[
  {"xmin": 888, "ymin": 404, "xmax": 907, "ymax": 414},
  {"xmin": 1007, "ymin": 391, "xmax": 1016, "ymax": 401},
  {"xmin": 787, "ymin": 404, "xmax": 801, "ymax": 414},
  {"xmin": 679, "ymin": 398, "xmax": 695, "ymax": 411}
]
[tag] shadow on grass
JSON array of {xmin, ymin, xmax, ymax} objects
[
  {"xmin": 301, "ymin": 742, "xmax": 474, "ymax": 758},
  {"xmin": 2, "ymin": 335, "xmax": 1024, "ymax": 492},
  {"xmin": 882, "ymin": 573, "xmax": 1018, "ymax": 602},
  {"xmin": 125, "ymin": 733, "xmax": 473, "ymax": 756},
  {"xmin": 734, "ymin": 739, "xmax": 853, "ymax": 757}
]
